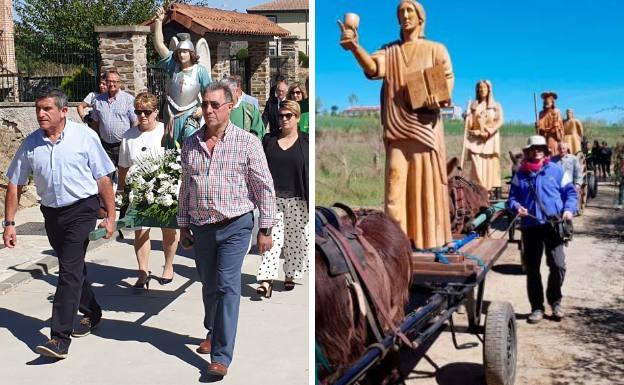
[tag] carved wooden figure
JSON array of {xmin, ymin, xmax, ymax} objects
[
  {"xmin": 537, "ymin": 91, "xmax": 564, "ymax": 155},
  {"xmin": 461, "ymin": 80, "xmax": 503, "ymax": 192},
  {"xmin": 563, "ymin": 108, "xmax": 584, "ymax": 154},
  {"xmin": 338, "ymin": 0, "xmax": 453, "ymax": 249}
]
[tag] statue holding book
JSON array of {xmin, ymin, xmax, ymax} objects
[
  {"xmin": 338, "ymin": 0, "xmax": 453, "ymax": 249},
  {"xmin": 537, "ymin": 91, "xmax": 564, "ymax": 155},
  {"xmin": 461, "ymin": 80, "xmax": 503, "ymax": 193}
]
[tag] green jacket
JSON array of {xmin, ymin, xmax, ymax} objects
[
  {"xmin": 230, "ymin": 101, "xmax": 265, "ymax": 139},
  {"xmin": 298, "ymin": 98, "xmax": 309, "ymax": 133}
]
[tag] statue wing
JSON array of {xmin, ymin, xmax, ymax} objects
[
  {"xmin": 168, "ymin": 36, "xmax": 179, "ymax": 53},
  {"xmin": 196, "ymin": 38, "xmax": 211, "ymax": 71}
]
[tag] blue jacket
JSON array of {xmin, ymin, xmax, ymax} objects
[{"xmin": 507, "ymin": 161, "xmax": 578, "ymax": 228}]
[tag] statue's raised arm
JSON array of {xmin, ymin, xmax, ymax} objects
[
  {"xmin": 152, "ymin": 7, "xmax": 170, "ymax": 59},
  {"xmin": 338, "ymin": 13, "xmax": 377, "ymax": 77}
]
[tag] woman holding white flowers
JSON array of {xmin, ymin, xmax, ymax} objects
[
  {"xmin": 256, "ymin": 100, "xmax": 309, "ymax": 297},
  {"xmin": 118, "ymin": 92, "xmax": 179, "ymax": 289}
]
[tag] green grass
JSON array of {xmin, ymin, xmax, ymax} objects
[{"xmin": 316, "ymin": 115, "xmax": 624, "ymax": 207}]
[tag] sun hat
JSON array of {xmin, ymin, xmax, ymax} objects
[{"xmin": 523, "ymin": 135, "xmax": 550, "ymax": 153}]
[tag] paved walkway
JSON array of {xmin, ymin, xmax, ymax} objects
[{"xmin": 0, "ymin": 206, "xmax": 309, "ymax": 384}]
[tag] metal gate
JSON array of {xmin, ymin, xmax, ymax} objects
[{"xmin": 230, "ymin": 57, "xmax": 251, "ymax": 94}]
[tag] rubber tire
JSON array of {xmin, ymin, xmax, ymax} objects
[
  {"xmin": 587, "ymin": 172, "xmax": 597, "ymax": 199},
  {"xmin": 483, "ymin": 301, "xmax": 517, "ymax": 385}
]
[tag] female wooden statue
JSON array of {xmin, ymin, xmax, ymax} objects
[
  {"xmin": 338, "ymin": 0, "xmax": 453, "ymax": 249},
  {"xmin": 563, "ymin": 108, "xmax": 584, "ymax": 154},
  {"xmin": 461, "ymin": 80, "xmax": 503, "ymax": 193}
]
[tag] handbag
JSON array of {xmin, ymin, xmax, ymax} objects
[{"xmin": 528, "ymin": 180, "xmax": 574, "ymax": 244}]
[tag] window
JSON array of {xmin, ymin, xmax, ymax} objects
[{"xmin": 266, "ymin": 15, "xmax": 277, "ymax": 23}]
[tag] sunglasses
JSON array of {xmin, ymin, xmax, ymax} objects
[
  {"xmin": 134, "ymin": 109, "xmax": 154, "ymax": 116},
  {"xmin": 201, "ymin": 101, "xmax": 231, "ymax": 110},
  {"xmin": 292, "ymin": 91, "xmax": 302, "ymax": 95},
  {"xmin": 279, "ymin": 112, "xmax": 295, "ymax": 120}
]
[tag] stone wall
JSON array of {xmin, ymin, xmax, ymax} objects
[
  {"xmin": 248, "ymin": 41, "xmax": 270, "ymax": 108},
  {"xmin": 281, "ymin": 36, "xmax": 300, "ymax": 86},
  {"xmin": 212, "ymin": 41, "xmax": 231, "ymax": 80},
  {"xmin": 95, "ymin": 26, "xmax": 151, "ymax": 95}
]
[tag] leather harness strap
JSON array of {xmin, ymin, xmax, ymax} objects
[{"xmin": 325, "ymin": 224, "xmax": 414, "ymax": 348}]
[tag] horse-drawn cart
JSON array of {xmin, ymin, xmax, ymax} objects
[{"xmin": 316, "ymin": 206, "xmax": 517, "ymax": 385}]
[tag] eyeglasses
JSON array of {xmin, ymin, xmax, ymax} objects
[
  {"xmin": 292, "ymin": 91, "xmax": 302, "ymax": 95},
  {"xmin": 201, "ymin": 101, "xmax": 231, "ymax": 110},
  {"xmin": 134, "ymin": 109, "xmax": 154, "ymax": 116},
  {"xmin": 279, "ymin": 112, "xmax": 295, "ymax": 120},
  {"xmin": 106, "ymin": 80, "xmax": 121, "ymax": 84}
]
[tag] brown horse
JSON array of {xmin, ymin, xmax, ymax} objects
[{"xmin": 316, "ymin": 209, "xmax": 413, "ymax": 384}]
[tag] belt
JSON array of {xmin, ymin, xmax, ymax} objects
[{"xmin": 209, "ymin": 212, "xmax": 251, "ymax": 227}]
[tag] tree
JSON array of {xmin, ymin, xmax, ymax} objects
[
  {"xmin": 330, "ymin": 105, "xmax": 339, "ymax": 116},
  {"xmin": 348, "ymin": 93, "xmax": 358, "ymax": 106},
  {"xmin": 316, "ymin": 96, "xmax": 323, "ymax": 114}
]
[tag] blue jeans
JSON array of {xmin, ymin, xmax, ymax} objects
[{"xmin": 190, "ymin": 212, "xmax": 253, "ymax": 367}]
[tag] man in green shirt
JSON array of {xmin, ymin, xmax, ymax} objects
[
  {"xmin": 298, "ymin": 76, "xmax": 309, "ymax": 133},
  {"xmin": 226, "ymin": 77, "xmax": 265, "ymax": 139}
]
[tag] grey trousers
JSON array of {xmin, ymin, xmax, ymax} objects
[{"xmin": 191, "ymin": 212, "xmax": 253, "ymax": 367}]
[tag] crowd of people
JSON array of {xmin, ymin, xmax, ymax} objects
[{"xmin": 2, "ymin": 20, "xmax": 310, "ymax": 378}]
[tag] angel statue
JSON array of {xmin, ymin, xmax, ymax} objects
[{"xmin": 152, "ymin": 6, "xmax": 212, "ymax": 149}]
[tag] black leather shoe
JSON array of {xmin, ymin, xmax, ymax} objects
[{"xmin": 36, "ymin": 338, "xmax": 68, "ymax": 359}]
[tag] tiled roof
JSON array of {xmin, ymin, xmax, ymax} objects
[
  {"xmin": 247, "ymin": 0, "xmax": 309, "ymax": 12},
  {"xmin": 150, "ymin": 3, "xmax": 290, "ymax": 37}
]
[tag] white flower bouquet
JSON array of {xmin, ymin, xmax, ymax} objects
[{"xmin": 121, "ymin": 148, "xmax": 182, "ymax": 228}]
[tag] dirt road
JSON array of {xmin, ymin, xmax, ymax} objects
[{"xmin": 405, "ymin": 182, "xmax": 624, "ymax": 385}]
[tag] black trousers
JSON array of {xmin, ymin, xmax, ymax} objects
[
  {"xmin": 101, "ymin": 141, "xmax": 121, "ymax": 168},
  {"xmin": 41, "ymin": 195, "xmax": 102, "ymax": 345},
  {"xmin": 521, "ymin": 225, "xmax": 567, "ymax": 312}
]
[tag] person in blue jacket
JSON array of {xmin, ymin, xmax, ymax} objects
[{"xmin": 507, "ymin": 135, "xmax": 577, "ymax": 324}]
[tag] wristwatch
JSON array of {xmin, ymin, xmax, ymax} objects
[
  {"xmin": 2, "ymin": 220, "xmax": 15, "ymax": 228},
  {"xmin": 259, "ymin": 227, "xmax": 272, "ymax": 236}
]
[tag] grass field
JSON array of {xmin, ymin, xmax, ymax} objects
[{"xmin": 316, "ymin": 115, "xmax": 624, "ymax": 207}]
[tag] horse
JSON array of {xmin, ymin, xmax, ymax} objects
[
  {"xmin": 447, "ymin": 157, "xmax": 491, "ymax": 234},
  {"xmin": 315, "ymin": 208, "xmax": 413, "ymax": 384}
]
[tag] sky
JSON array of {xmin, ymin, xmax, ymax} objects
[{"xmin": 316, "ymin": 0, "xmax": 624, "ymax": 123}]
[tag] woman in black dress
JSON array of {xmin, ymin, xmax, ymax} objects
[{"xmin": 256, "ymin": 100, "xmax": 309, "ymax": 297}]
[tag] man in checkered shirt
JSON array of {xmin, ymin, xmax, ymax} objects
[{"xmin": 177, "ymin": 80, "xmax": 277, "ymax": 377}]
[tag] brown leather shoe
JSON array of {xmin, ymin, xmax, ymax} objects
[
  {"xmin": 196, "ymin": 339, "xmax": 211, "ymax": 354},
  {"xmin": 207, "ymin": 362, "xmax": 228, "ymax": 376}
]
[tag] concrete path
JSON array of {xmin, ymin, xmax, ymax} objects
[{"xmin": 0, "ymin": 207, "xmax": 309, "ymax": 384}]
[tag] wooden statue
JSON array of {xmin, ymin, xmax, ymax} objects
[
  {"xmin": 563, "ymin": 108, "xmax": 584, "ymax": 154},
  {"xmin": 338, "ymin": 0, "xmax": 453, "ymax": 249},
  {"xmin": 536, "ymin": 91, "xmax": 564, "ymax": 155},
  {"xmin": 461, "ymin": 80, "xmax": 503, "ymax": 192}
]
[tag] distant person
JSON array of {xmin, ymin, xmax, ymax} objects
[
  {"xmin": 230, "ymin": 74, "xmax": 259, "ymax": 109},
  {"xmin": 225, "ymin": 76, "xmax": 265, "ymax": 138},
  {"xmin": 600, "ymin": 141, "xmax": 612, "ymax": 179},
  {"xmin": 590, "ymin": 140, "xmax": 602, "ymax": 176},
  {"xmin": 614, "ymin": 144, "xmax": 624, "ymax": 209},
  {"xmin": 256, "ymin": 100, "xmax": 309, "ymax": 297},
  {"xmin": 262, "ymin": 77, "xmax": 288, "ymax": 133},
  {"xmin": 552, "ymin": 141, "xmax": 583, "ymax": 195},
  {"xmin": 507, "ymin": 135, "xmax": 577, "ymax": 324},
  {"xmin": 77, "ymin": 77, "xmax": 107, "ymax": 128},
  {"xmin": 117, "ymin": 92, "xmax": 178, "ymax": 290},
  {"xmin": 287, "ymin": 82, "xmax": 306, "ymax": 102},
  {"xmin": 298, "ymin": 77, "xmax": 309, "ymax": 133},
  {"xmin": 91, "ymin": 69, "xmax": 138, "ymax": 170},
  {"xmin": 4, "ymin": 88, "xmax": 116, "ymax": 358}
]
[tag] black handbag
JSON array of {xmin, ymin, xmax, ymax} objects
[{"xmin": 528, "ymin": 180, "xmax": 574, "ymax": 245}]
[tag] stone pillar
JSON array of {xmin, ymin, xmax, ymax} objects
[
  {"xmin": 0, "ymin": 0, "xmax": 18, "ymax": 101},
  {"xmin": 95, "ymin": 25, "xmax": 150, "ymax": 95},
  {"xmin": 248, "ymin": 41, "xmax": 270, "ymax": 108},
  {"xmin": 281, "ymin": 36, "xmax": 299, "ymax": 85},
  {"xmin": 211, "ymin": 40, "xmax": 231, "ymax": 80}
]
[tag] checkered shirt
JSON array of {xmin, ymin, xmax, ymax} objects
[{"xmin": 177, "ymin": 122, "xmax": 277, "ymax": 228}]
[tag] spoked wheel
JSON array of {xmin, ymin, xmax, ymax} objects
[{"xmin": 483, "ymin": 301, "xmax": 517, "ymax": 385}]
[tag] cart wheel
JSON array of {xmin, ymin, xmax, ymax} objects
[
  {"xmin": 588, "ymin": 172, "xmax": 598, "ymax": 199},
  {"xmin": 483, "ymin": 301, "xmax": 517, "ymax": 385}
]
